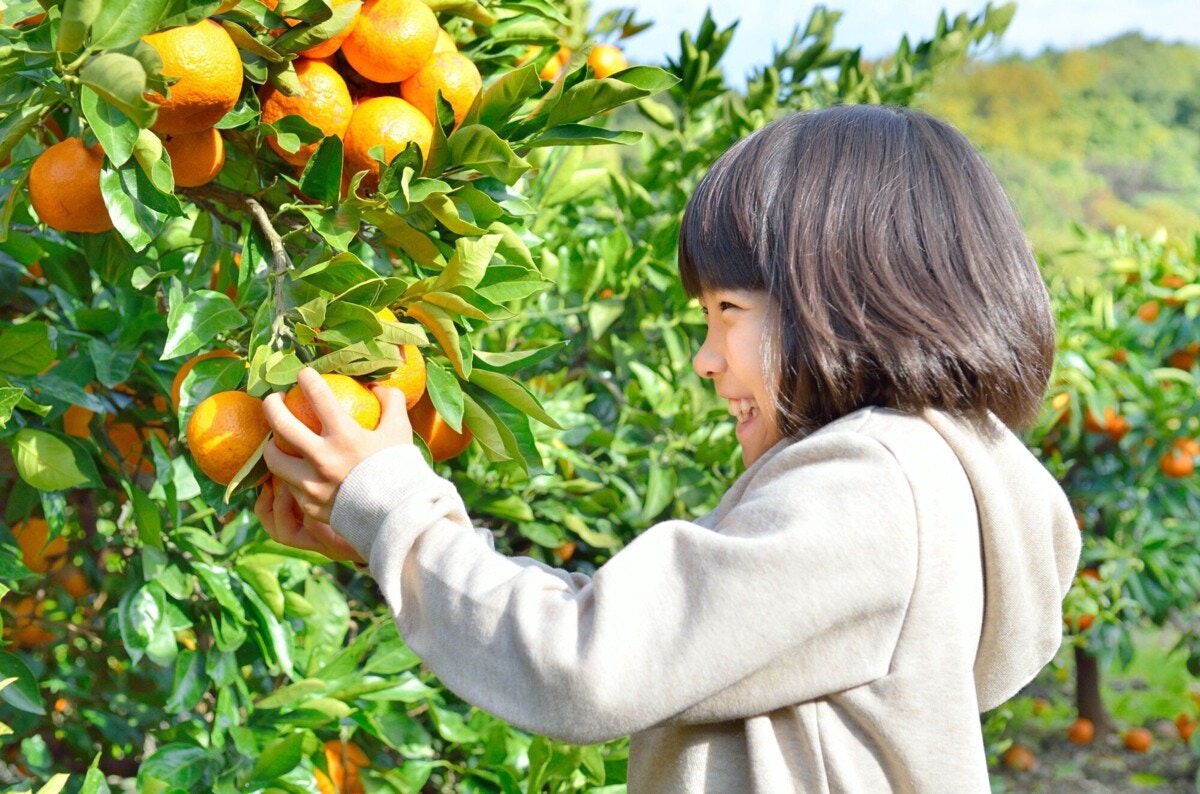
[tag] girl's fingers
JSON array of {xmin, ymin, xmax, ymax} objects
[
  {"xmin": 262, "ymin": 438, "xmax": 319, "ymax": 488},
  {"xmin": 296, "ymin": 367, "xmax": 355, "ymax": 436},
  {"xmin": 372, "ymin": 384, "xmax": 413, "ymax": 442},
  {"xmin": 262, "ymin": 391, "xmax": 321, "ymax": 458}
]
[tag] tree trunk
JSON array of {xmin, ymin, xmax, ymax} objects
[{"xmin": 1075, "ymin": 645, "xmax": 1115, "ymax": 735}]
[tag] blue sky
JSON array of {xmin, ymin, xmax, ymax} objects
[{"xmin": 588, "ymin": 0, "xmax": 1200, "ymax": 81}]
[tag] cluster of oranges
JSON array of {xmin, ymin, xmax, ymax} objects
[
  {"xmin": 3, "ymin": 517, "xmax": 89, "ymax": 651},
  {"xmin": 184, "ymin": 322, "xmax": 470, "ymax": 492}
]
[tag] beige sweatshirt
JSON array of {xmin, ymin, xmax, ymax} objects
[{"xmin": 331, "ymin": 406, "xmax": 1081, "ymax": 792}]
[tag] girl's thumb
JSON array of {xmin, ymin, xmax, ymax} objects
[{"xmin": 373, "ymin": 384, "xmax": 414, "ymax": 439}]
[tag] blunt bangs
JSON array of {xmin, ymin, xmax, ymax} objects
[{"xmin": 678, "ymin": 135, "xmax": 768, "ymax": 298}]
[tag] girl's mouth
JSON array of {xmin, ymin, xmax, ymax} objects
[{"xmin": 728, "ymin": 398, "xmax": 759, "ymax": 425}]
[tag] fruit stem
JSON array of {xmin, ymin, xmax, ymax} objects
[{"xmin": 245, "ymin": 197, "xmax": 295, "ymax": 353}]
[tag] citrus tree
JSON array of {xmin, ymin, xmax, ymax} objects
[
  {"xmin": 0, "ymin": 0, "xmax": 1023, "ymax": 790},
  {"xmin": 1026, "ymin": 228, "xmax": 1200, "ymax": 744}
]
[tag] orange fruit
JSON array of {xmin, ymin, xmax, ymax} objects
[
  {"xmin": 105, "ymin": 422, "xmax": 152, "ymax": 477},
  {"xmin": 343, "ymin": 96, "xmax": 433, "ymax": 191},
  {"xmin": 52, "ymin": 564, "xmax": 90, "ymax": 599},
  {"xmin": 1168, "ymin": 348, "xmax": 1197, "ymax": 370},
  {"xmin": 1001, "ymin": 744, "xmax": 1035, "ymax": 771},
  {"xmin": 408, "ymin": 392, "xmax": 471, "ymax": 462},
  {"xmin": 171, "ymin": 349, "xmax": 241, "ymax": 410},
  {"xmin": 587, "ymin": 43, "xmax": 627, "ymax": 78},
  {"xmin": 400, "ymin": 51, "xmax": 482, "ymax": 127},
  {"xmin": 433, "ymin": 27, "xmax": 456, "ymax": 53},
  {"xmin": 1079, "ymin": 567, "xmax": 1101, "ymax": 581},
  {"xmin": 28, "ymin": 137, "xmax": 114, "ymax": 233},
  {"xmin": 1123, "ymin": 726, "xmax": 1153, "ymax": 752},
  {"xmin": 294, "ymin": 0, "xmax": 360, "ymax": 59},
  {"xmin": 276, "ymin": 374, "xmax": 381, "ymax": 457},
  {"xmin": 12, "ymin": 517, "xmax": 68, "ymax": 574},
  {"xmin": 1135, "ymin": 300, "xmax": 1160, "ymax": 323},
  {"xmin": 186, "ymin": 391, "xmax": 271, "ymax": 485},
  {"xmin": 4, "ymin": 597, "xmax": 53, "ymax": 649},
  {"xmin": 1176, "ymin": 713, "xmax": 1196, "ymax": 742},
  {"xmin": 341, "ymin": 0, "xmax": 438, "ymax": 84},
  {"xmin": 63, "ymin": 402, "xmax": 95, "ymax": 438},
  {"xmin": 524, "ymin": 45, "xmax": 570, "ymax": 80},
  {"xmin": 1084, "ymin": 406, "xmax": 1129, "ymax": 441},
  {"xmin": 1160, "ymin": 447, "xmax": 1194, "ymax": 478},
  {"xmin": 1066, "ymin": 717, "xmax": 1095, "ymax": 745},
  {"xmin": 162, "ymin": 127, "xmax": 226, "ymax": 187},
  {"xmin": 1174, "ymin": 437, "xmax": 1200, "ymax": 457},
  {"xmin": 143, "ymin": 20, "xmax": 244, "ymax": 135},
  {"xmin": 259, "ymin": 58, "xmax": 353, "ymax": 167},
  {"xmin": 317, "ymin": 739, "xmax": 369, "ymax": 794},
  {"xmin": 375, "ymin": 345, "xmax": 426, "ymax": 410}
]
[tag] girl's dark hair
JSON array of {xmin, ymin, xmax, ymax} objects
[{"xmin": 678, "ymin": 104, "xmax": 1055, "ymax": 435}]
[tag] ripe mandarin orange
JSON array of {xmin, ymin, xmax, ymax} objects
[
  {"xmin": 317, "ymin": 739, "xmax": 369, "ymax": 794},
  {"xmin": 408, "ymin": 391, "xmax": 471, "ymax": 461},
  {"xmin": 433, "ymin": 27, "xmax": 456, "ymax": 53},
  {"xmin": 376, "ymin": 345, "xmax": 426, "ymax": 409},
  {"xmin": 1123, "ymin": 727, "xmax": 1153, "ymax": 752},
  {"xmin": 294, "ymin": 0, "xmax": 360, "ymax": 58},
  {"xmin": 106, "ymin": 422, "xmax": 149, "ymax": 476},
  {"xmin": 587, "ymin": 43, "xmax": 628, "ymax": 78},
  {"xmin": 343, "ymin": 96, "xmax": 433, "ymax": 191},
  {"xmin": 1176, "ymin": 713, "xmax": 1196, "ymax": 742},
  {"xmin": 276, "ymin": 374, "xmax": 381, "ymax": 457},
  {"xmin": 1066, "ymin": 717, "xmax": 1094, "ymax": 745},
  {"xmin": 63, "ymin": 402, "xmax": 95, "ymax": 438},
  {"xmin": 28, "ymin": 137, "xmax": 114, "ymax": 233},
  {"xmin": 1001, "ymin": 744, "xmax": 1035, "ymax": 771},
  {"xmin": 12, "ymin": 517, "xmax": 68, "ymax": 574},
  {"xmin": 186, "ymin": 391, "xmax": 271, "ymax": 485},
  {"xmin": 400, "ymin": 51, "xmax": 482, "ymax": 127},
  {"xmin": 171, "ymin": 349, "xmax": 241, "ymax": 410},
  {"xmin": 162, "ymin": 127, "xmax": 226, "ymax": 187},
  {"xmin": 143, "ymin": 20, "xmax": 244, "ymax": 135},
  {"xmin": 1174, "ymin": 437, "xmax": 1200, "ymax": 457},
  {"xmin": 341, "ymin": 0, "xmax": 438, "ymax": 83},
  {"xmin": 259, "ymin": 58, "xmax": 353, "ymax": 167},
  {"xmin": 52, "ymin": 564, "xmax": 90, "ymax": 599},
  {"xmin": 1135, "ymin": 300, "xmax": 1160, "ymax": 323},
  {"xmin": 1160, "ymin": 447, "xmax": 1194, "ymax": 478},
  {"xmin": 4, "ymin": 596, "xmax": 53, "ymax": 649}
]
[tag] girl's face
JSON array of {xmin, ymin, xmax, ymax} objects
[{"xmin": 693, "ymin": 289, "xmax": 784, "ymax": 466}]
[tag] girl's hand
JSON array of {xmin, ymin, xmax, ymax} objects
[
  {"xmin": 254, "ymin": 476, "xmax": 365, "ymax": 563},
  {"xmin": 262, "ymin": 367, "xmax": 413, "ymax": 523}
]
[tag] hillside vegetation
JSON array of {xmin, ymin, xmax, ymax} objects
[{"xmin": 918, "ymin": 33, "xmax": 1200, "ymax": 259}]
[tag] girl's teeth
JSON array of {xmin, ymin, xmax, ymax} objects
[{"xmin": 728, "ymin": 399, "xmax": 758, "ymax": 422}]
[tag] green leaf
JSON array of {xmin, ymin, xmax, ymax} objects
[
  {"xmin": 421, "ymin": 193, "xmax": 485, "ymax": 235},
  {"xmin": 0, "ymin": 322, "xmax": 55, "ymax": 377},
  {"xmin": 294, "ymin": 254, "xmax": 379, "ymax": 294},
  {"xmin": 235, "ymin": 555, "xmax": 286, "ymax": 619},
  {"xmin": 446, "ymin": 125, "xmax": 531, "ymax": 184},
  {"xmin": 117, "ymin": 582, "xmax": 177, "ymax": 667},
  {"xmin": 435, "ymin": 233, "xmax": 500, "ymax": 292},
  {"xmin": 162, "ymin": 286, "xmax": 245, "ymax": 360},
  {"xmin": 473, "ymin": 341, "xmax": 567, "ymax": 374},
  {"xmin": 12, "ymin": 429, "xmax": 91, "ymax": 491},
  {"xmin": 272, "ymin": 0, "xmax": 360, "ymax": 56},
  {"xmin": 0, "ymin": 99, "xmax": 51, "ymax": 170},
  {"xmin": 546, "ymin": 67, "xmax": 680, "ymax": 127},
  {"xmin": 468, "ymin": 369, "xmax": 561, "ymax": 428},
  {"xmin": 58, "ymin": 0, "xmax": 102, "ymax": 53},
  {"xmin": 0, "ymin": 654, "xmax": 45, "ymax": 715},
  {"xmin": 81, "ymin": 87, "xmax": 141, "ymax": 167},
  {"xmin": 528, "ymin": 124, "xmax": 641, "ymax": 148},
  {"xmin": 136, "ymin": 744, "xmax": 213, "ymax": 791},
  {"xmin": 164, "ymin": 649, "xmax": 207, "ymax": 713},
  {"xmin": 79, "ymin": 52, "xmax": 158, "ymax": 129},
  {"xmin": 0, "ymin": 387, "xmax": 24, "ymax": 429},
  {"xmin": 478, "ymin": 63, "xmax": 543, "ymax": 128},
  {"xmin": 250, "ymin": 731, "xmax": 305, "ymax": 782},
  {"xmin": 407, "ymin": 302, "xmax": 467, "ymax": 379},
  {"xmin": 91, "ymin": 0, "xmax": 209, "ymax": 50},
  {"xmin": 424, "ymin": 359, "xmax": 464, "ymax": 431},
  {"xmin": 298, "ymin": 134, "xmax": 344, "ymax": 205}
]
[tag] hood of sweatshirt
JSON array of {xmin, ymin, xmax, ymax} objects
[{"xmin": 921, "ymin": 409, "xmax": 1081, "ymax": 711}]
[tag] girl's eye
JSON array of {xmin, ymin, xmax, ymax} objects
[{"xmin": 718, "ymin": 301, "xmax": 737, "ymax": 312}]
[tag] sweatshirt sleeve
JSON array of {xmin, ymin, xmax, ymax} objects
[{"xmin": 330, "ymin": 435, "xmax": 918, "ymax": 745}]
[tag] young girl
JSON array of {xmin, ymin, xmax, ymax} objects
[{"xmin": 257, "ymin": 105, "xmax": 1081, "ymax": 792}]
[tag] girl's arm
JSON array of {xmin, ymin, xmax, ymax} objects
[{"xmin": 262, "ymin": 370, "xmax": 916, "ymax": 745}]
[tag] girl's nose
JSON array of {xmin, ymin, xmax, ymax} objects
[{"xmin": 693, "ymin": 332, "xmax": 724, "ymax": 380}]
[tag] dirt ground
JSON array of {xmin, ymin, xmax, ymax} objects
[{"xmin": 992, "ymin": 724, "xmax": 1199, "ymax": 792}]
